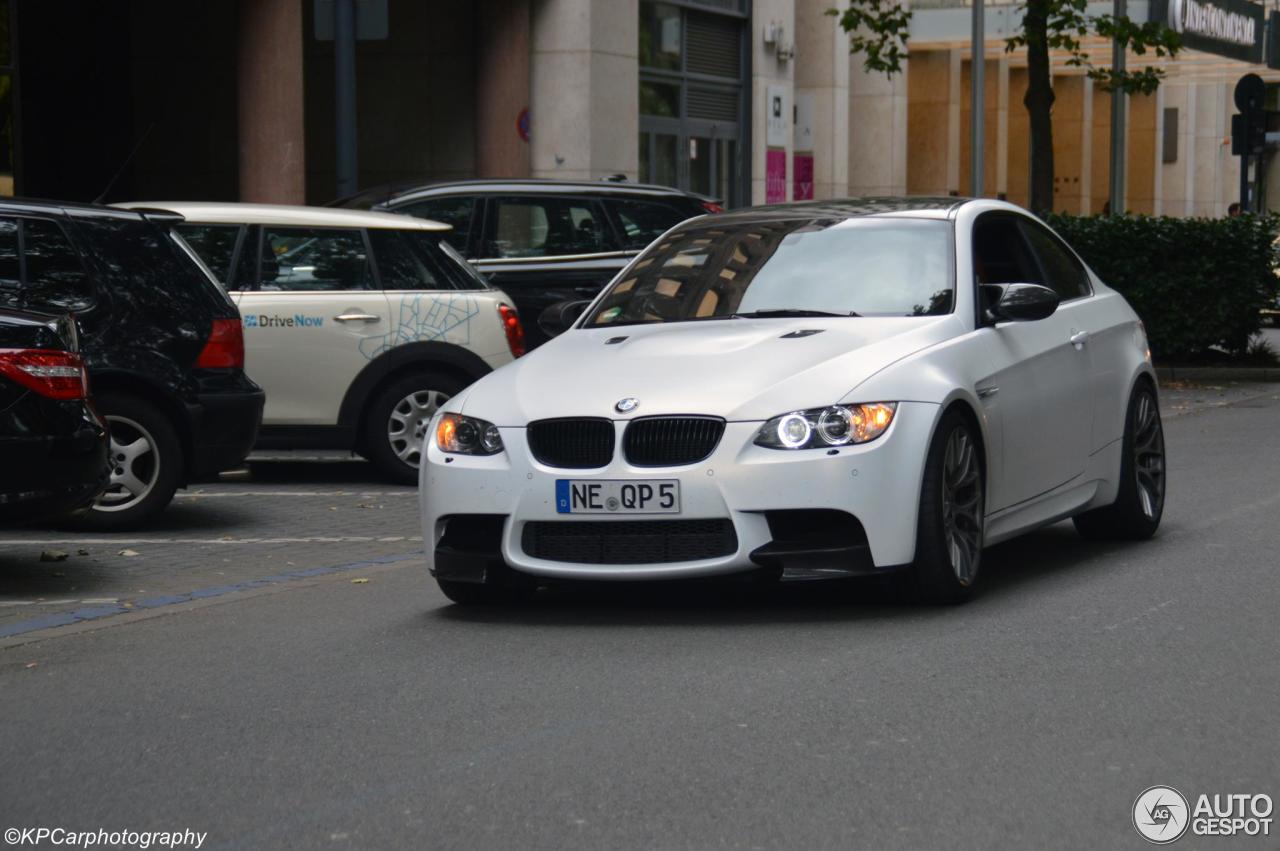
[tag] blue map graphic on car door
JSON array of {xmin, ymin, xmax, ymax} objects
[{"xmin": 359, "ymin": 295, "xmax": 480, "ymax": 360}]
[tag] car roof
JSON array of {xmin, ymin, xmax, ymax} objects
[
  {"xmin": 114, "ymin": 201, "xmax": 451, "ymax": 231},
  {"xmin": 341, "ymin": 178, "xmax": 716, "ymax": 207},
  {"xmin": 699, "ymin": 197, "xmax": 969, "ymax": 226}
]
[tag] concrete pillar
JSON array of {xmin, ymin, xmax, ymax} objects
[
  {"xmin": 751, "ymin": 0, "xmax": 796, "ymax": 204},
  {"xmin": 794, "ymin": 0, "xmax": 848, "ymax": 200},
  {"xmin": 996, "ymin": 56, "xmax": 1008, "ymax": 198},
  {"xmin": 237, "ymin": 0, "xmax": 305, "ymax": 203},
  {"xmin": 947, "ymin": 49, "xmax": 961, "ymax": 194},
  {"xmin": 476, "ymin": 0, "xmax": 531, "ymax": 178},
  {"xmin": 530, "ymin": 0, "xmax": 638, "ymax": 180},
  {"xmin": 847, "ymin": 11, "xmax": 909, "ymax": 196}
]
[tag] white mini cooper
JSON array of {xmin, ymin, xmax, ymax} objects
[
  {"xmin": 420, "ymin": 198, "xmax": 1165, "ymax": 604},
  {"xmin": 119, "ymin": 203, "xmax": 526, "ymax": 483}
]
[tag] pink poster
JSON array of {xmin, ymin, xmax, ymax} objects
[
  {"xmin": 766, "ymin": 149, "xmax": 786, "ymax": 203},
  {"xmin": 793, "ymin": 154, "xmax": 814, "ymax": 201}
]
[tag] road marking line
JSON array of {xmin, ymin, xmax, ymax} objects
[
  {"xmin": 0, "ymin": 550, "xmax": 424, "ymax": 644},
  {"xmin": 0, "ymin": 536, "xmax": 424, "ymax": 545}
]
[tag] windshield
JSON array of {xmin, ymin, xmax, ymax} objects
[{"xmin": 583, "ymin": 217, "xmax": 954, "ymax": 326}]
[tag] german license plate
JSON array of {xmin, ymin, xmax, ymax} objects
[{"xmin": 555, "ymin": 479, "xmax": 680, "ymax": 514}]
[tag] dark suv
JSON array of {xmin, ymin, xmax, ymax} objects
[
  {"xmin": 0, "ymin": 200, "xmax": 264, "ymax": 530},
  {"xmin": 336, "ymin": 179, "xmax": 720, "ymax": 347}
]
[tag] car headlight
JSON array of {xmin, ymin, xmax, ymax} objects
[
  {"xmin": 754, "ymin": 403, "xmax": 897, "ymax": 450},
  {"xmin": 436, "ymin": 412, "xmax": 504, "ymax": 455}
]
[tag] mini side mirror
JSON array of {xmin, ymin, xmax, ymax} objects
[
  {"xmin": 981, "ymin": 283, "xmax": 1060, "ymax": 323},
  {"xmin": 537, "ymin": 299, "xmax": 591, "ymax": 338}
]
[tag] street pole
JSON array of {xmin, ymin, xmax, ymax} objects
[
  {"xmin": 1108, "ymin": 0, "xmax": 1126, "ymax": 214},
  {"xmin": 971, "ymin": 0, "xmax": 985, "ymax": 197},
  {"xmin": 334, "ymin": 0, "xmax": 358, "ymax": 198}
]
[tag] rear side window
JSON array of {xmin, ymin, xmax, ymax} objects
[
  {"xmin": 485, "ymin": 196, "xmax": 612, "ymax": 259},
  {"xmin": 0, "ymin": 218, "xmax": 18, "ymax": 307},
  {"xmin": 0, "ymin": 216, "xmax": 94, "ymax": 312},
  {"xmin": 1017, "ymin": 219, "xmax": 1091, "ymax": 301},
  {"xmin": 396, "ymin": 196, "xmax": 475, "ymax": 253},
  {"xmin": 71, "ymin": 214, "xmax": 230, "ymax": 316},
  {"xmin": 369, "ymin": 229, "xmax": 488, "ymax": 291},
  {"xmin": 607, "ymin": 199, "xmax": 694, "ymax": 249},
  {"xmin": 23, "ymin": 218, "xmax": 93, "ymax": 311},
  {"xmin": 260, "ymin": 227, "xmax": 372, "ymax": 291},
  {"xmin": 176, "ymin": 224, "xmax": 242, "ymax": 284}
]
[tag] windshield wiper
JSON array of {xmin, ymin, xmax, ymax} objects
[{"xmin": 729, "ymin": 308, "xmax": 860, "ymax": 318}]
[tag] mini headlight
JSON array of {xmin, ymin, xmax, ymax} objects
[
  {"xmin": 436, "ymin": 413, "xmax": 504, "ymax": 456},
  {"xmin": 755, "ymin": 402, "xmax": 897, "ymax": 450}
]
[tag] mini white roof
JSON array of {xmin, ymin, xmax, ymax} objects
[{"xmin": 113, "ymin": 201, "xmax": 450, "ymax": 232}]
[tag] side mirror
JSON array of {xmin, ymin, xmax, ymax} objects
[
  {"xmin": 981, "ymin": 283, "xmax": 1060, "ymax": 323},
  {"xmin": 537, "ymin": 299, "xmax": 591, "ymax": 338}
]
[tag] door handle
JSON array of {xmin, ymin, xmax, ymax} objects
[
  {"xmin": 1069, "ymin": 330, "xmax": 1090, "ymax": 349},
  {"xmin": 334, "ymin": 312, "xmax": 381, "ymax": 323}
]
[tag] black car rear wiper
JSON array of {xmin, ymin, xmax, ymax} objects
[{"xmin": 729, "ymin": 308, "xmax": 860, "ymax": 318}]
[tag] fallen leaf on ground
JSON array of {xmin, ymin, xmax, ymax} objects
[
  {"xmin": 350, "ymin": 578, "xmax": 370, "ymax": 584},
  {"xmin": 39, "ymin": 550, "xmax": 69, "ymax": 562},
  {"xmin": 118, "ymin": 549, "xmax": 139, "ymax": 557},
  {"xmin": 76, "ymin": 548, "xmax": 90, "ymax": 556},
  {"xmin": 24, "ymin": 661, "xmax": 38, "ymax": 669}
]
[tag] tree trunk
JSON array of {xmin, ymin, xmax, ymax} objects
[{"xmin": 1022, "ymin": 0, "xmax": 1055, "ymax": 216}]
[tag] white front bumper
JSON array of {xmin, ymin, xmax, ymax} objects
[{"xmin": 420, "ymin": 402, "xmax": 939, "ymax": 581}]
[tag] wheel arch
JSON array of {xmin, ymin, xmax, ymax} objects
[
  {"xmin": 89, "ymin": 370, "xmax": 195, "ymax": 482},
  {"xmin": 338, "ymin": 341, "xmax": 493, "ymax": 435}
]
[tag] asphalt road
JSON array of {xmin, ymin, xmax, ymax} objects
[{"xmin": 2, "ymin": 383, "xmax": 1279, "ymax": 849}]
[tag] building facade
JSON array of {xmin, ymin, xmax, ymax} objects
[{"xmin": 2, "ymin": 0, "xmax": 1277, "ymax": 215}]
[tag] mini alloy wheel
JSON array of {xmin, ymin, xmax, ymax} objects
[{"xmin": 387, "ymin": 388, "xmax": 450, "ymax": 470}]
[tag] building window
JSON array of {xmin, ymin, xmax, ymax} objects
[{"xmin": 638, "ymin": 0, "xmax": 746, "ymax": 208}]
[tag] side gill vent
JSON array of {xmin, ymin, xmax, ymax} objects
[
  {"xmin": 780, "ymin": 329, "xmax": 824, "ymax": 339},
  {"xmin": 606, "ymin": 336, "xmax": 629, "ymax": 345}
]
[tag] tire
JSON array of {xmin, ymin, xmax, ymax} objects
[
  {"xmin": 364, "ymin": 371, "xmax": 465, "ymax": 485},
  {"xmin": 1073, "ymin": 381, "xmax": 1165, "ymax": 541},
  {"xmin": 436, "ymin": 576, "xmax": 535, "ymax": 606},
  {"xmin": 73, "ymin": 393, "xmax": 184, "ymax": 532},
  {"xmin": 908, "ymin": 410, "xmax": 985, "ymax": 604}
]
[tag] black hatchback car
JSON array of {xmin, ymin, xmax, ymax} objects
[
  {"xmin": 0, "ymin": 200, "xmax": 264, "ymax": 530},
  {"xmin": 0, "ymin": 307, "xmax": 108, "ymax": 522},
  {"xmin": 335, "ymin": 179, "xmax": 720, "ymax": 347}
]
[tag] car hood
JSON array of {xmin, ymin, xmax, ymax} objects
[{"xmin": 460, "ymin": 315, "xmax": 964, "ymax": 424}]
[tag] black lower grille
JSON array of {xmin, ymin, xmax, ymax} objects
[
  {"xmin": 623, "ymin": 416, "xmax": 725, "ymax": 466},
  {"xmin": 521, "ymin": 519, "xmax": 737, "ymax": 564},
  {"xmin": 526, "ymin": 418, "xmax": 614, "ymax": 468}
]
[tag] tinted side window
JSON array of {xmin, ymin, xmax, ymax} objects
[
  {"xmin": 368, "ymin": 229, "xmax": 444, "ymax": 290},
  {"xmin": 972, "ymin": 215, "xmax": 1042, "ymax": 286},
  {"xmin": 1018, "ymin": 219, "xmax": 1091, "ymax": 301},
  {"xmin": 397, "ymin": 196, "xmax": 475, "ymax": 253},
  {"xmin": 23, "ymin": 218, "xmax": 93, "ymax": 311},
  {"xmin": 72, "ymin": 215, "xmax": 230, "ymax": 316},
  {"xmin": 260, "ymin": 227, "xmax": 371, "ymax": 292},
  {"xmin": 486, "ymin": 197, "xmax": 612, "ymax": 259},
  {"xmin": 0, "ymin": 218, "xmax": 18, "ymax": 307},
  {"xmin": 607, "ymin": 199, "xmax": 691, "ymax": 249},
  {"xmin": 177, "ymin": 224, "xmax": 242, "ymax": 285}
]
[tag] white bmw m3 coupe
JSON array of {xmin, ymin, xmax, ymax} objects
[{"xmin": 420, "ymin": 198, "xmax": 1165, "ymax": 604}]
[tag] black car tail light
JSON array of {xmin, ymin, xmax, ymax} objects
[
  {"xmin": 0, "ymin": 349, "xmax": 90, "ymax": 400},
  {"xmin": 196, "ymin": 318, "xmax": 245, "ymax": 369}
]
